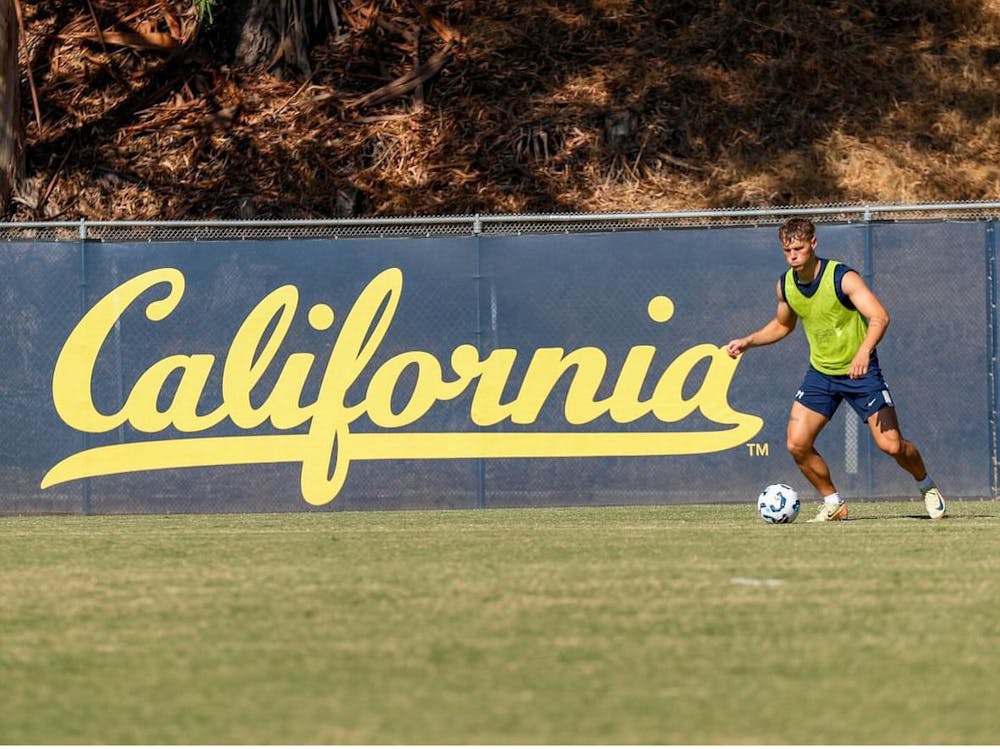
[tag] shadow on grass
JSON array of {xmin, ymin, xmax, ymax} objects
[{"xmin": 856, "ymin": 510, "xmax": 1000, "ymax": 522}]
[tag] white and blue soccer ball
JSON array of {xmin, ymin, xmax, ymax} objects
[{"xmin": 757, "ymin": 483, "xmax": 800, "ymax": 524}]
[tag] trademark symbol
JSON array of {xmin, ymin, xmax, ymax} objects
[{"xmin": 746, "ymin": 442, "xmax": 769, "ymax": 457}]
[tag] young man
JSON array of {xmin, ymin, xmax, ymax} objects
[{"xmin": 726, "ymin": 218, "xmax": 947, "ymax": 521}]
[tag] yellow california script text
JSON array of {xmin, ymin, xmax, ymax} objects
[{"xmin": 42, "ymin": 267, "xmax": 763, "ymax": 505}]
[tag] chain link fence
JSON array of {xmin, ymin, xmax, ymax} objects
[
  {"xmin": 3, "ymin": 201, "xmax": 1000, "ymax": 242},
  {"xmin": 1, "ymin": 202, "xmax": 998, "ymax": 514}
]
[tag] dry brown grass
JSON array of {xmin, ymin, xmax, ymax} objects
[{"xmin": 10, "ymin": 0, "xmax": 1000, "ymax": 221}]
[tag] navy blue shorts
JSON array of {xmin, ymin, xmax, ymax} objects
[{"xmin": 795, "ymin": 365, "xmax": 894, "ymax": 422}]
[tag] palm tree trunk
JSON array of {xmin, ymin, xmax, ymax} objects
[
  {"xmin": 0, "ymin": 0, "xmax": 22, "ymax": 215},
  {"xmin": 232, "ymin": 0, "xmax": 322, "ymax": 76}
]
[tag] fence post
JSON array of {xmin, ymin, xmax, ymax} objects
[
  {"xmin": 77, "ymin": 219, "xmax": 92, "ymax": 515},
  {"xmin": 473, "ymin": 215, "xmax": 486, "ymax": 509},
  {"xmin": 862, "ymin": 216, "xmax": 875, "ymax": 499},
  {"xmin": 987, "ymin": 220, "xmax": 998, "ymax": 498}
]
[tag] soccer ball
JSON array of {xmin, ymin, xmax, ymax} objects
[{"xmin": 757, "ymin": 483, "xmax": 800, "ymax": 524}]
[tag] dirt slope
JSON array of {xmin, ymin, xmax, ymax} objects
[{"xmin": 11, "ymin": 0, "xmax": 1000, "ymax": 221}]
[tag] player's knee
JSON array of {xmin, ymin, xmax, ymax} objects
[
  {"xmin": 786, "ymin": 438, "xmax": 811, "ymax": 461},
  {"xmin": 876, "ymin": 436, "xmax": 905, "ymax": 458}
]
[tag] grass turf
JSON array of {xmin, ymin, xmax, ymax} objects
[{"xmin": 1, "ymin": 500, "xmax": 998, "ymax": 744}]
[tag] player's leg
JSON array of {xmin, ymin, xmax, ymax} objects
[
  {"xmin": 867, "ymin": 406, "xmax": 947, "ymax": 519},
  {"xmin": 867, "ymin": 406, "xmax": 924, "ymax": 475},
  {"xmin": 787, "ymin": 401, "xmax": 835, "ymax": 494},
  {"xmin": 787, "ymin": 401, "xmax": 849, "ymax": 521}
]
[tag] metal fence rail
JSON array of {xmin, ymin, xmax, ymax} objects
[{"xmin": 3, "ymin": 201, "xmax": 1000, "ymax": 242}]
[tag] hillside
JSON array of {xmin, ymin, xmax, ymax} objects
[{"xmin": 11, "ymin": 0, "xmax": 1000, "ymax": 221}]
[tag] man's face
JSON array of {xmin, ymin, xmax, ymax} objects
[{"xmin": 781, "ymin": 235, "xmax": 817, "ymax": 272}]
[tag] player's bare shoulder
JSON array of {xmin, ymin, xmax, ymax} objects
[{"xmin": 838, "ymin": 266, "xmax": 866, "ymax": 294}]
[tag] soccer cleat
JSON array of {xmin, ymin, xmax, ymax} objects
[
  {"xmin": 805, "ymin": 502, "xmax": 849, "ymax": 523},
  {"xmin": 923, "ymin": 485, "xmax": 947, "ymax": 520}
]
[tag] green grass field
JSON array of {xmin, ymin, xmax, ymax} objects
[{"xmin": 2, "ymin": 500, "xmax": 999, "ymax": 744}]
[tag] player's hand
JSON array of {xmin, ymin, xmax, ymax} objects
[
  {"xmin": 848, "ymin": 351, "xmax": 870, "ymax": 379},
  {"xmin": 726, "ymin": 338, "xmax": 747, "ymax": 358}
]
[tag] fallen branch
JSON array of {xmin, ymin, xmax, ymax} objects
[
  {"xmin": 66, "ymin": 27, "xmax": 178, "ymax": 51},
  {"xmin": 345, "ymin": 43, "xmax": 452, "ymax": 110}
]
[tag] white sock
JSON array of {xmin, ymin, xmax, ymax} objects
[
  {"xmin": 823, "ymin": 492, "xmax": 843, "ymax": 505},
  {"xmin": 917, "ymin": 476, "xmax": 934, "ymax": 492}
]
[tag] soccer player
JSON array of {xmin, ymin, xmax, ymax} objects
[{"xmin": 726, "ymin": 217, "xmax": 947, "ymax": 521}]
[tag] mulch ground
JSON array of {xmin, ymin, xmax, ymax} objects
[{"xmin": 10, "ymin": 0, "xmax": 1000, "ymax": 221}]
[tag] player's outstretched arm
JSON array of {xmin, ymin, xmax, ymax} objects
[{"xmin": 726, "ymin": 280, "xmax": 797, "ymax": 358}]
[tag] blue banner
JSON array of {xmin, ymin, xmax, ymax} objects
[{"xmin": 0, "ymin": 222, "xmax": 994, "ymax": 513}]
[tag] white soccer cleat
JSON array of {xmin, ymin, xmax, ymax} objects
[
  {"xmin": 805, "ymin": 502, "xmax": 849, "ymax": 523},
  {"xmin": 923, "ymin": 486, "xmax": 947, "ymax": 520}
]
